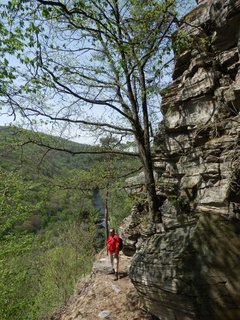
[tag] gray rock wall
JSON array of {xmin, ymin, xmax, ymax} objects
[
  {"xmin": 155, "ymin": 0, "xmax": 240, "ymax": 217},
  {"xmin": 128, "ymin": 1, "xmax": 240, "ymax": 319},
  {"xmin": 130, "ymin": 213, "xmax": 240, "ymax": 320}
]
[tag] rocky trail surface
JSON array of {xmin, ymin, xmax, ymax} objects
[{"xmin": 51, "ymin": 250, "xmax": 153, "ymax": 320}]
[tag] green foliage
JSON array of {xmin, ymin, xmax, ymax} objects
[
  {"xmin": 170, "ymin": 195, "xmax": 190, "ymax": 214},
  {"xmin": 30, "ymin": 220, "xmax": 96, "ymax": 319},
  {"xmin": 172, "ymin": 29, "xmax": 193, "ymax": 54},
  {"xmin": 0, "ymin": 126, "xmax": 138, "ymax": 319},
  {"xmin": 0, "ymin": 237, "xmax": 35, "ymax": 320},
  {"xmin": 107, "ymin": 188, "xmax": 134, "ymax": 229}
]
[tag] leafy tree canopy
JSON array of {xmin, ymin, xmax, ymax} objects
[{"xmin": 0, "ymin": 0, "xmax": 196, "ymax": 220}]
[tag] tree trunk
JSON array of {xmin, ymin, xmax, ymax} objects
[
  {"xmin": 137, "ymin": 139, "xmax": 162, "ymax": 223},
  {"xmin": 105, "ymin": 190, "xmax": 109, "ymax": 255}
]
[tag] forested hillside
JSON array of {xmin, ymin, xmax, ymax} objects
[{"xmin": 0, "ymin": 126, "xmax": 139, "ymax": 320}]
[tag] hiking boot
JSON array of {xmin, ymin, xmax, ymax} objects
[
  {"xmin": 109, "ymin": 268, "xmax": 115, "ymax": 274},
  {"xmin": 114, "ymin": 272, "xmax": 118, "ymax": 281}
]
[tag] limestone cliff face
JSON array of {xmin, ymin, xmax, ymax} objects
[{"xmin": 126, "ymin": 1, "xmax": 240, "ymax": 319}]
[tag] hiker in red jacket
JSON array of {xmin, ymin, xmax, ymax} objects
[{"xmin": 106, "ymin": 228, "xmax": 120, "ymax": 280}]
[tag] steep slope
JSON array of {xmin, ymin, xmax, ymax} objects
[
  {"xmin": 0, "ymin": 125, "xmax": 95, "ymax": 174},
  {"xmin": 51, "ymin": 250, "xmax": 153, "ymax": 320}
]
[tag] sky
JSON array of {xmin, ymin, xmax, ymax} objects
[{"xmin": 0, "ymin": 114, "xmax": 14, "ymax": 126}]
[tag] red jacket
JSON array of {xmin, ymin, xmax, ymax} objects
[{"xmin": 107, "ymin": 234, "xmax": 120, "ymax": 253}]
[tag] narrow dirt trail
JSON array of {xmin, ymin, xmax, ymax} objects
[{"xmin": 52, "ymin": 250, "xmax": 153, "ymax": 320}]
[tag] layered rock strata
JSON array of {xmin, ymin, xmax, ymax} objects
[
  {"xmin": 128, "ymin": 1, "xmax": 240, "ymax": 319},
  {"xmin": 130, "ymin": 214, "xmax": 240, "ymax": 320}
]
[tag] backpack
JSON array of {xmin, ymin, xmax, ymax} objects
[
  {"xmin": 114, "ymin": 235, "xmax": 123, "ymax": 251},
  {"xmin": 119, "ymin": 237, "xmax": 123, "ymax": 251}
]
